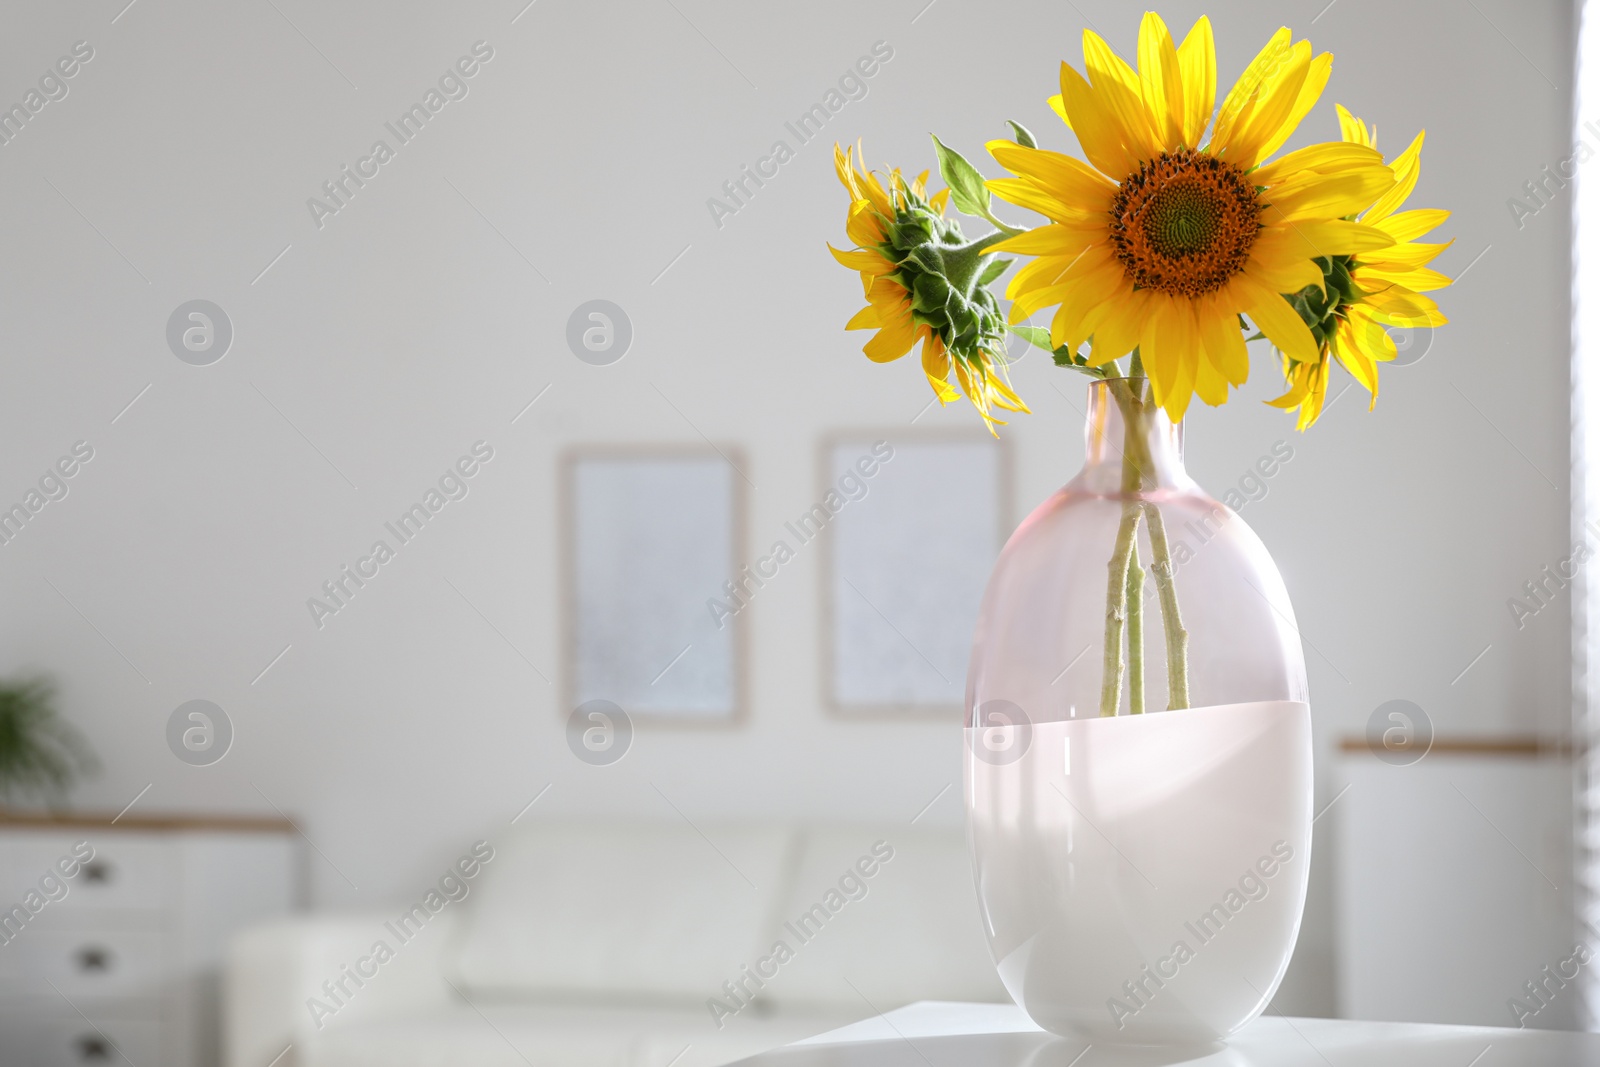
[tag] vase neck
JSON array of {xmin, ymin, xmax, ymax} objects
[{"xmin": 1077, "ymin": 378, "xmax": 1187, "ymax": 493}]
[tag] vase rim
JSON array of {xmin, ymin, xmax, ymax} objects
[{"xmin": 1077, "ymin": 374, "xmax": 1188, "ymax": 491}]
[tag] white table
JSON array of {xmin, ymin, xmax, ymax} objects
[{"xmin": 731, "ymin": 1001, "xmax": 1600, "ymax": 1065}]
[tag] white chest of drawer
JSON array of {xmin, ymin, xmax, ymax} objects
[
  {"xmin": 0, "ymin": 1010, "xmax": 162, "ymax": 1066},
  {"xmin": 0, "ymin": 814, "xmax": 299, "ymax": 1067}
]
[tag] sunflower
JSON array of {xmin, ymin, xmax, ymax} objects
[
  {"xmin": 1270, "ymin": 105, "xmax": 1453, "ymax": 428},
  {"xmin": 830, "ymin": 143, "xmax": 1030, "ymax": 433},
  {"xmin": 986, "ymin": 13, "xmax": 1399, "ymax": 421}
]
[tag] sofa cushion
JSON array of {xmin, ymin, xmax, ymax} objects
[
  {"xmin": 450, "ymin": 822, "xmax": 796, "ymax": 1003},
  {"xmin": 756, "ymin": 826, "xmax": 1008, "ymax": 1011}
]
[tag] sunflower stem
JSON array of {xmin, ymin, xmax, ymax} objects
[
  {"xmin": 1098, "ymin": 501, "xmax": 1142, "ymax": 717},
  {"xmin": 1098, "ymin": 378, "xmax": 1147, "ymax": 717},
  {"xmin": 1099, "ymin": 373, "xmax": 1190, "ymax": 715},
  {"xmin": 1126, "ymin": 540, "xmax": 1145, "ymax": 715},
  {"xmin": 976, "ymin": 205, "xmax": 1026, "ymax": 238},
  {"xmin": 1143, "ymin": 503, "xmax": 1191, "ymax": 709},
  {"xmin": 939, "ymin": 232, "xmax": 1012, "ymax": 294}
]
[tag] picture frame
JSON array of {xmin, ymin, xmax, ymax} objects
[
  {"xmin": 561, "ymin": 445, "xmax": 748, "ymax": 727},
  {"xmin": 817, "ymin": 431, "xmax": 1012, "ymax": 717}
]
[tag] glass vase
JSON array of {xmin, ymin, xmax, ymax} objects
[{"xmin": 965, "ymin": 376, "xmax": 1312, "ymax": 1045}]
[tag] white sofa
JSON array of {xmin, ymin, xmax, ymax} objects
[{"xmin": 225, "ymin": 822, "xmax": 1007, "ymax": 1067}]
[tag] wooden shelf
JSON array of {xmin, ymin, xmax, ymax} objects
[
  {"xmin": 0, "ymin": 809, "xmax": 296, "ymax": 833},
  {"xmin": 1336, "ymin": 735, "xmax": 1574, "ymax": 757}
]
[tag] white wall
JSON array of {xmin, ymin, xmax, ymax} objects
[{"xmin": 0, "ymin": 0, "xmax": 1575, "ymax": 1018}]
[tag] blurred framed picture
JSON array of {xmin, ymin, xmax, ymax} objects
[
  {"xmin": 562, "ymin": 446, "xmax": 746, "ymax": 725},
  {"xmin": 819, "ymin": 432, "xmax": 1011, "ymax": 716}
]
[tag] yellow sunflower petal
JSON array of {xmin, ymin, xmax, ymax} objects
[
  {"xmin": 1363, "ymin": 130, "xmax": 1425, "ymax": 225},
  {"xmin": 1241, "ymin": 247, "xmax": 1324, "ymax": 293},
  {"xmin": 1335, "ymin": 104, "xmax": 1373, "ymax": 148},
  {"xmin": 1212, "ymin": 28, "xmax": 1291, "ymax": 154},
  {"xmin": 1234, "ymin": 275, "xmax": 1318, "ymax": 364},
  {"xmin": 1252, "ymin": 141, "xmax": 1385, "ymax": 188},
  {"xmin": 1374, "ymin": 208, "xmax": 1450, "ymax": 243},
  {"xmin": 986, "ymin": 363, "xmax": 1031, "ymax": 412},
  {"xmin": 1264, "ymin": 166, "xmax": 1397, "ymax": 223},
  {"xmin": 1252, "ymin": 51, "xmax": 1332, "ymax": 164},
  {"xmin": 828, "ymin": 244, "xmax": 893, "ymax": 275},
  {"xmin": 1007, "ymin": 252, "xmax": 1082, "ymax": 302},
  {"xmin": 1358, "ymin": 282, "xmax": 1445, "ymax": 325},
  {"xmin": 862, "ymin": 312, "xmax": 919, "ymax": 363},
  {"xmin": 1359, "ymin": 238, "xmax": 1454, "ymax": 271},
  {"xmin": 1295, "ymin": 358, "xmax": 1330, "ymax": 430},
  {"xmin": 845, "ymin": 305, "xmax": 879, "ymax": 331},
  {"xmin": 1137, "ymin": 11, "xmax": 1186, "ymax": 150},
  {"xmin": 844, "ymin": 200, "xmax": 885, "ymax": 248},
  {"xmin": 845, "ymin": 142, "xmax": 891, "ymax": 216},
  {"xmin": 1256, "ymin": 219, "xmax": 1396, "ymax": 262},
  {"xmin": 864, "ymin": 276, "xmax": 908, "ymax": 315},
  {"xmin": 987, "ymin": 178, "xmax": 1094, "ymax": 223},
  {"xmin": 1197, "ymin": 296, "xmax": 1249, "ymax": 386},
  {"xmin": 988, "ymin": 220, "xmax": 1105, "ymax": 257},
  {"xmin": 1049, "ymin": 262, "xmax": 1125, "ymax": 350},
  {"xmin": 1339, "ymin": 307, "xmax": 1395, "ymax": 407},
  {"xmin": 1369, "ymin": 306, "xmax": 1448, "ymax": 330},
  {"xmin": 1356, "ymin": 266, "xmax": 1454, "ymax": 292},
  {"xmin": 1082, "ymin": 29, "xmax": 1164, "ymax": 164},
  {"xmin": 1331, "ymin": 320, "xmax": 1378, "ymax": 396},
  {"xmin": 1007, "ymin": 246, "xmax": 1115, "ymax": 318},
  {"xmin": 1217, "ymin": 42, "xmax": 1312, "ymax": 167},
  {"xmin": 1194, "ymin": 347, "xmax": 1230, "ymax": 406},
  {"xmin": 1088, "ymin": 287, "xmax": 1148, "ymax": 366},
  {"xmin": 921, "ymin": 336, "xmax": 959, "ymax": 402},
  {"xmin": 834, "ymin": 143, "xmax": 859, "ymax": 197},
  {"xmin": 1175, "ymin": 16, "xmax": 1216, "ymax": 148},
  {"xmin": 1266, "ymin": 357, "xmax": 1316, "ymax": 409},
  {"xmin": 987, "ymin": 142, "xmax": 1119, "ymax": 203},
  {"xmin": 1141, "ymin": 298, "xmax": 1199, "ymax": 421},
  {"xmin": 1059, "ymin": 61, "xmax": 1132, "ymax": 179}
]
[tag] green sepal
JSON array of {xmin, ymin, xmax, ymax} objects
[
  {"xmin": 1282, "ymin": 252, "xmax": 1365, "ymax": 349},
  {"xmin": 910, "ymin": 271, "xmax": 951, "ymax": 316},
  {"xmin": 976, "ymin": 258, "xmax": 1012, "ymax": 288},
  {"xmin": 1006, "ymin": 120, "xmax": 1037, "ymax": 149},
  {"xmin": 931, "ymin": 134, "xmax": 992, "ymax": 218}
]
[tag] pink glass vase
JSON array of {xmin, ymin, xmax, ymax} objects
[{"xmin": 965, "ymin": 376, "xmax": 1313, "ymax": 1045}]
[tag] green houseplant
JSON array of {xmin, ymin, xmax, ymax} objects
[{"xmin": 0, "ymin": 677, "xmax": 95, "ymax": 807}]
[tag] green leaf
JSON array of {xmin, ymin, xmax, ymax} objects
[
  {"xmin": 975, "ymin": 258, "xmax": 1012, "ymax": 288},
  {"xmin": 1003, "ymin": 325, "xmax": 1107, "ymax": 376},
  {"xmin": 931, "ymin": 134, "xmax": 992, "ymax": 218},
  {"xmin": 1008, "ymin": 324, "xmax": 1054, "ymax": 352},
  {"xmin": 1051, "ymin": 346, "xmax": 1107, "ymax": 377},
  {"xmin": 1006, "ymin": 120, "xmax": 1037, "ymax": 149}
]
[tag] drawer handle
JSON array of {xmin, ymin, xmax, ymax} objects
[
  {"xmin": 75, "ymin": 945, "xmax": 113, "ymax": 972},
  {"xmin": 75, "ymin": 1033, "xmax": 112, "ymax": 1060},
  {"xmin": 80, "ymin": 861, "xmax": 112, "ymax": 885}
]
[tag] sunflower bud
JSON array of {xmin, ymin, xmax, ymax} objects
[
  {"xmin": 882, "ymin": 198, "xmax": 1010, "ymax": 367},
  {"xmin": 831, "ymin": 142, "xmax": 1027, "ymax": 434}
]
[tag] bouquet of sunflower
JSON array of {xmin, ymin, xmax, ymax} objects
[
  {"xmin": 830, "ymin": 11, "xmax": 1451, "ymax": 434},
  {"xmin": 830, "ymin": 12, "xmax": 1451, "ymax": 716}
]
